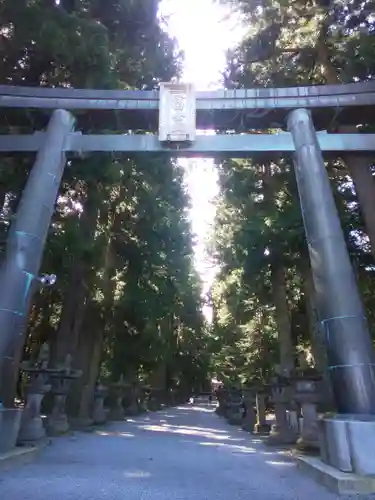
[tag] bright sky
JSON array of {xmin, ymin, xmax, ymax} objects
[{"xmin": 159, "ymin": 0, "xmax": 245, "ymax": 310}]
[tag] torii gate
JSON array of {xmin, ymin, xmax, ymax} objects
[{"xmin": 0, "ymin": 81, "xmax": 375, "ymax": 425}]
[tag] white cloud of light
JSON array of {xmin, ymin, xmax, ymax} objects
[{"xmin": 159, "ymin": 0, "xmax": 245, "ymax": 318}]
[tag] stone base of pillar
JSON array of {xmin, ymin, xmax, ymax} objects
[
  {"xmin": 46, "ymin": 393, "xmax": 71, "ymax": 436},
  {"xmin": 0, "ymin": 408, "xmax": 23, "ymax": 453},
  {"xmin": 108, "ymin": 408, "xmax": 125, "ymax": 421},
  {"xmin": 124, "ymin": 402, "xmax": 140, "ymax": 416},
  {"xmin": 227, "ymin": 413, "xmax": 243, "ymax": 425},
  {"xmin": 93, "ymin": 407, "xmax": 109, "ymax": 426},
  {"xmin": 242, "ymin": 421, "xmax": 255, "ymax": 432},
  {"xmin": 138, "ymin": 402, "xmax": 147, "ymax": 413},
  {"xmin": 320, "ymin": 415, "xmax": 375, "ymax": 475},
  {"xmin": 147, "ymin": 399, "xmax": 162, "ymax": 412},
  {"xmin": 18, "ymin": 415, "xmax": 46, "ymax": 443},
  {"xmin": 286, "ymin": 410, "xmax": 300, "ymax": 433},
  {"xmin": 215, "ymin": 403, "xmax": 225, "ymax": 416},
  {"xmin": 265, "ymin": 423, "xmax": 297, "ymax": 446},
  {"xmin": 108, "ymin": 396, "xmax": 125, "ymax": 421},
  {"xmin": 242, "ymin": 407, "xmax": 256, "ymax": 433},
  {"xmin": 69, "ymin": 417, "xmax": 93, "ymax": 430},
  {"xmin": 226, "ymin": 405, "xmax": 244, "ymax": 426},
  {"xmin": 295, "ymin": 435, "xmax": 320, "ymax": 453},
  {"xmin": 17, "ymin": 389, "xmax": 50, "ymax": 444},
  {"xmin": 296, "ymin": 454, "xmax": 375, "ymax": 494},
  {"xmin": 46, "ymin": 413, "xmax": 70, "ymax": 436},
  {"xmin": 254, "ymin": 422, "xmax": 271, "ymax": 434},
  {"xmin": 295, "ymin": 414, "xmax": 320, "ymax": 452}
]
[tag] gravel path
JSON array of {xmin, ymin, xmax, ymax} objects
[{"xmin": 0, "ymin": 400, "xmax": 373, "ymax": 500}]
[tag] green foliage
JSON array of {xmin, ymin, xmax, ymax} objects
[
  {"xmin": 0, "ymin": 0, "xmax": 208, "ymax": 396},
  {"xmin": 208, "ymin": 0, "xmax": 375, "ymax": 384}
]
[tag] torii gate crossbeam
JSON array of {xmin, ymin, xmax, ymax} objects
[
  {"xmin": 0, "ymin": 131, "xmax": 374, "ymax": 155},
  {"xmin": 1, "ymin": 81, "xmax": 375, "ymax": 129}
]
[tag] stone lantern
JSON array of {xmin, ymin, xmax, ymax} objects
[
  {"xmin": 18, "ymin": 343, "xmax": 53, "ymax": 443},
  {"xmin": 266, "ymin": 373, "xmax": 297, "ymax": 446},
  {"xmin": 291, "ymin": 368, "xmax": 321, "ymax": 451},
  {"xmin": 46, "ymin": 354, "xmax": 82, "ymax": 435},
  {"xmin": 215, "ymin": 385, "xmax": 227, "ymax": 416},
  {"xmin": 254, "ymin": 390, "xmax": 271, "ymax": 434},
  {"xmin": 108, "ymin": 375, "xmax": 129, "ymax": 421},
  {"xmin": 225, "ymin": 387, "xmax": 244, "ymax": 426},
  {"xmin": 92, "ymin": 382, "xmax": 108, "ymax": 425},
  {"xmin": 242, "ymin": 388, "xmax": 256, "ymax": 432}
]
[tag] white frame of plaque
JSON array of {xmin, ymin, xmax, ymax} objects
[{"xmin": 158, "ymin": 82, "xmax": 196, "ymax": 143}]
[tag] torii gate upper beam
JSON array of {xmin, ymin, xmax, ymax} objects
[{"xmin": 1, "ymin": 81, "xmax": 375, "ymax": 129}]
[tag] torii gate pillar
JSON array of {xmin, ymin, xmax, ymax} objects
[
  {"xmin": 0, "ymin": 109, "xmax": 74, "ymax": 406},
  {"xmin": 288, "ymin": 108, "xmax": 375, "ymax": 415}
]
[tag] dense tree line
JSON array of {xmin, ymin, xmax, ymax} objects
[
  {"xmin": 208, "ymin": 0, "xmax": 375, "ymax": 387},
  {"xmin": 2, "ymin": 0, "xmax": 374, "ymax": 405},
  {"xmin": 0, "ymin": 0, "xmax": 208, "ymax": 410}
]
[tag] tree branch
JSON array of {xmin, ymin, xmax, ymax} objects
[{"xmin": 247, "ymin": 47, "xmax": 313, "ymax": 64}]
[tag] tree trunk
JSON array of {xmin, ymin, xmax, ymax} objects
[
  {"xmin": 340, "ymin": 147, "xmax": 375, "ymax": 258},
  {"xmin": 271, "ymin": 263, "xmax": 294, "ymax": 374},
  {"xmin": 301, "ymin": 259, "xmax": 326, "ymax": 372},
  {"xmin": 67, "ymin": 307, "xmax": 103, "ymax": 420},
  {"xmin": 52, "ymin": 186, "xmax": 99, "ymax": 365},
  {"xmin": 53, "ymin": 263, "xmax": 89, "ymax": 364},
  {"xmin": 317, "ymin": 39, "xmax": 375, "ymax": 261},
  {"xmin": 0, "ymin": 187, "xmax": 6, "ymax": 213},
  {"xmin": 301, "ymin": 259, "xmax": 336, "ymax": 410},
  {"xmin": 150, "ymin": 364, "xmax": 168, "ymax": 391},
  {"xmin": 67, "ymin": 194, "xmax": 123, "ymax": 420}
]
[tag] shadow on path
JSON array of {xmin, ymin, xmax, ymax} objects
[{"xmin": 0, "ymin": 402, "xmax": 372, "ymax": 500}]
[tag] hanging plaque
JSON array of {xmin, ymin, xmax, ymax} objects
[{"xmin": 158, "ymin": 82, "xmax": 196, "ymax": 143}]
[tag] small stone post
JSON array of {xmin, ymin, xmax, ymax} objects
[{"xmin": 254, "ymin": 392, "xmax": 270, "ymax": 434}]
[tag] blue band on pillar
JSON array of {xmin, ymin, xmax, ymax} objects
[
  {"xmin": 321, "ymin": 315, "xmax": 366, "ymax": 345},
  {"xmin": 0, "ymin": 271, "xmax": 35, "ymax": 317},
  {"xmin": 328, "ymin": 363, "xmax": 375, "ymax": 370},
  {"xmin": 321, "ymin": 315, "xmax": 362, "ymax": 326},
  {"xmin": 15, "ymin": 230, "xmax": 42, "ymax": 241},
  {"xmin": 0, "ymin": 308, "xmax": 25, "ymax": 317},
  {"xmin": 22, "ymin": 271, "xmax": 35, "ymax": 304}
]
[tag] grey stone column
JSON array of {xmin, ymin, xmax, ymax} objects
[
  {"xmin": 287, "ymin": 108, "xmax": 375, "ymax": 415},
  {"xmin": 267, "ymin": 384, "xmax": 297, "ymax": 445},
  {"xmin": 254, "ymin": 392, "xmax": 270, "ymax": 433},
  {"xmin": 0, "ymin": 110, "xmax": 75, "ymax": 404}
]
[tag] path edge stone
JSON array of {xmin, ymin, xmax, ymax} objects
[
  {"xmin": 0, "ymin": 440, "xmax": 50, "ymax": 470},
  {"xmin": 296, "ymin": 454, "xmax": 375, "ymax": 494}
]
